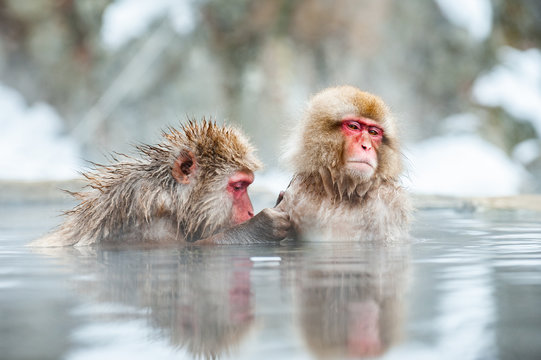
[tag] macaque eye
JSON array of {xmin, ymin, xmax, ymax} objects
[
  {"xmin": 369, "ymin": 128, "xmax": 380, "ymax": 136},
  {"xmin": 347, "ymin": 122, "xmax": 360, "ymax": 130},
  {"xmin": 231, "ymin": 182, "xmax": 248, "ymax": 192},
  {"xmin": 227, "ymin": 171, "xmax": 254, "ymax": 196}
]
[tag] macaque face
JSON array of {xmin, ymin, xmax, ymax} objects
[
  {"xmin": 341, "ymin": 116, "xmax": 383, "ymax": 178},
  {"xmin": 227, "ymin": 171, "xmax": 255, "ymax": 224}
]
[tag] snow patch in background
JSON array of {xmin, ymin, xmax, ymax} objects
[
  {"xmin": 404, "ymin": 134, "xmax": 526, "ymax": 197},
  {"xmin": 434, "ymin": 0, "xmax": 492, "ymax": 41},
  {"xmin": 472, "ymin": 46, "xmax": 541, "ymax": 136},
  {"xmin": 440, "ymin": 113, "xmax": 481, "ymax": 134},
  {"xmin": 0, "ymin": 84, "xmax": 81, "ymax": 181},
  {"xmin": 252, "ymin": 170, "xmax": 292, "ymax": 196},
  {"xmin": 513, "ymin": 139, "xmax": 540, "ymax": 165},
  {"xmin": 101, "ymin": 0, "xmax": 195, "ymax": 49}
]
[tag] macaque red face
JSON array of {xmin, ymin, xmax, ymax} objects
[
  {"xmin": 227, "ymin": 171, "xmax": 255, "ymax": 224},
  {"xmin": 341, "ymin": 116, "xmax": 383, "ymax": 178}
]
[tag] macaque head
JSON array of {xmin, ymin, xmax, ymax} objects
[
  {"xmin": 285, "ymin": 86, "xmax": 401, "ymax": 183},
  {"xmin": 168, "ymin": 121, "xmax": 262, "ymax": 239}
]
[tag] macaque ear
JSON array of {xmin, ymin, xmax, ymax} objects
[{"xmin": 172, "ymin": 150, "xmax": 197, "ymax": 184}]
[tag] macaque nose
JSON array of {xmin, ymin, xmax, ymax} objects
[
  {"xmin": 360, "ymin": 134, "xmax": 372, "ymax": 151},
  {"xmin": 248, "ymin": 210, "xmax": 254, "ymax": 218},
  {"xmin": 361, "ymin": 141, "xmax": 372, "ymax": 151}
]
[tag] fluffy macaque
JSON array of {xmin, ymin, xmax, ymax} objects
[
  {"xmin": 30, "ymin": 120, "xmax": 289, "ymax": 247},
  {"xmin": 279, "ymin": 86, "xmax": 410, "ymax": 241}
]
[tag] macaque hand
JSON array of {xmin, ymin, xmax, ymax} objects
[
  {"xmin": 206, "ymin": 203, "xmax": 292, "ymax": 245},
  {"xmin": 253, "ymin": 207, "xmax": 291, "ymax": 241},
  {"xmin": 275, "ymin": 191, "xmax": 285, "ymax": 206}
]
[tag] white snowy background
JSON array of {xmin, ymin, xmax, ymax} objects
[
  {"xmin": 1, "ymin": 0, "xmax": 540, "ymax": 198},
  {"xmin": 0, "ymin": 85, "xmax": 81, "ymax": 181}
]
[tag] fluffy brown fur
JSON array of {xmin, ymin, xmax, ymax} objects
[
  {"xmin": 280, "ymin": 86, "xmax": 411, "ymax": 242},
  {"xmin": 30, "ymin": 120, "xmax": 262, "ymax": 247}
]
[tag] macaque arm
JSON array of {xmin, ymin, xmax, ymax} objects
[{"xmin": 197, "ymin": 207, "xmax": 291, "ymax": 245}]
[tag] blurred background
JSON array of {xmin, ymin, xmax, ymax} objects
[{"xmin": 0, "ymin": 0, "xmax": 540, "ymax": 197}]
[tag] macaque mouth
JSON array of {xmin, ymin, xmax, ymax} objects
[{"xmin": 347, "ymin": 160, "xmax": 375, "ymax": 168}]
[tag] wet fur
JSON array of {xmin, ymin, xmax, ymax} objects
[{"xmin": 30, "ymin": 120, "xmax": 262, "ymax": 247}]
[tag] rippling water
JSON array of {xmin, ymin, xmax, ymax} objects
[{"xmin": 1, "ymin": 201, "xmax": 540, "ymax": 360}]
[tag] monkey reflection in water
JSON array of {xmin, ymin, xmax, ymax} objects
[
  {"xmin": 45, "ymin": 246, "xmax": 257, "ymax": 359},
  {"xmin": 278, "ymin": 86, "xmax": 411, "ymax": 242},
  {"xmin": 30, "ymin": 120, "xmax": 290, "ymax": 247},
  {"xmin": 292, "ymin": 245, "xmax": 410, "ymax": 358}
]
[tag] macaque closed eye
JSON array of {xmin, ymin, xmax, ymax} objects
[
  {"xmin": 228, "ymin": 181, "xmax": 251, "ymax": 195},
  {"xmin": 233, "ymin": 184, "xmax": 245, "ymax": 191},
  {"xmin": 227, "ymin": 172, "xmax": 253, "ymax": 194}
]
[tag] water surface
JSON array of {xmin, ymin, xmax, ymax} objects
[{"xmin": 1, "ymin": 200, "xmax": 541, "ymax": 360}]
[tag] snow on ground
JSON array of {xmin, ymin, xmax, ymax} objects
[
  {"xmin": 434, "ymin": 0, "xmax": 492, "ymax": 41},
  {"xmin": 101, "ymin": 0, "xmax": 195, "ymax": 49},
  {"xmin": 0, "ymin": 84, "xmax": 81, "ymax": 181},
  {"xmin": 472, "ymin": 46, "xmax": 541, "ymax": 136},
  {"xmin": 403, "ymin": 133, "xmax": 527, "ymax": 197}
]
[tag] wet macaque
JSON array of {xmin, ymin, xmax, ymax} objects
[
  {"xmin": 30, "ymin": 121, "xmax": 290, "ymax": 247},
  {"xmin": 279, "ymin": 86, "xmax": 410, "ymax": 241}
]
